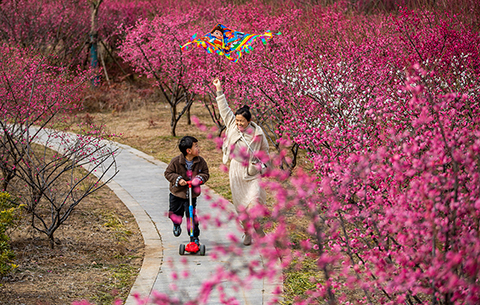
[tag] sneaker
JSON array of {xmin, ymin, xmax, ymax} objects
[
  {"xmin": 243, "ymin": 234, "xmax": 252, "ymax": 246},
  {"xmin": 190, "ymin": 237, "xmax": 200, "ymax": 246},
  {"xmin": 173, "ymin": 224, "xmax": 181, "ymax": 237}
]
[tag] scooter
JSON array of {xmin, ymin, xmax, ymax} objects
[{"xmin": 179, "ymin": 180, "xmax": 206, "ymax": 256}]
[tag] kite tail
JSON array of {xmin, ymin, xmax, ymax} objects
[
  {"xmin": 181, "ymin": 42, "xmax": 194, "ymax": 53},
  {"xmin": 237, "ymin": 32, "xmax": 274, "ymax": 54},
  {"xmin": 224, "ymin": 31, "xmax": 277, "ymax": 62},
  {"xmin": 224, "ymin": 52, "xmax": 241, "ymax": 63},
  {"xmin": 180, "ymin": 33, "xmax": 199, "ymax": 53}
]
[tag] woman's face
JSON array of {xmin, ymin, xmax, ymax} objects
[{"xmin": 235, "ymin": 115, "xmax": 250, "ymax": 131}]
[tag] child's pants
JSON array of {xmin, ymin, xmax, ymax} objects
[{"xmin": 168, "ymin": 193, "xmax": 200, "ymax": 238}]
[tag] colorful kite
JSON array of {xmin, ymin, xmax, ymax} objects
[{"xmin": 181, "ymin": 24, "xmax": 278, "ymax": 62}]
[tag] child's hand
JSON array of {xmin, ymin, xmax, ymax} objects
[
  {"xmin": 192, "ymin": 177, "xmax": 202, "ymax": 186},
  {"xmin": 179, "ymin": 179, "xmax": 187, "ymax": 186},
  {"xmin": 213, "ymin": 78, "xmax": 222, "ymax": 92}
]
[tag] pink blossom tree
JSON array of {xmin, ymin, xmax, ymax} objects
[
  {"xmin": 240, "ymin": 6, "xmax": 480, "ymax": 305},
  {"xmin": 138, "ymin": 2, "xmax": 480, "ymax": 304},
  {"xmin": 17, "ymin": 0, "xmax": 474, "ymax": 302},
  {"xmin": 0, "ymin": 0, "xmax": 153, "ymax": 74},
  {"xmin": 0, "ymin": 0, "xmax": 91, "ymax": 66},
  {"xmin": 118, "ymin": 8, "xmax": 212, "ymax": 136},
  {"xmin": 0, "ymin": 45, "xmax": 119, "ymax": 248}
]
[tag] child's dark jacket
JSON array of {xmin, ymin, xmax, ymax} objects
[{"xmin": 164, "ymin": 154, "xmax": 209, "ymax": 199}]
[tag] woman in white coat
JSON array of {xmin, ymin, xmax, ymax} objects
[{"xmin": 213, "ymin": 78, "xmax": 269, "ymax": 246}]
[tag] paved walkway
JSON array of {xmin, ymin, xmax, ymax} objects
[{"xmin": 32, "ymin": 128, "xmax": 281, "ymax": 305}]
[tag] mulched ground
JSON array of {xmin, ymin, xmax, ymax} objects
[{"xmin": 0, "ymin": 184, "xmax": 144, "ymax": 305}]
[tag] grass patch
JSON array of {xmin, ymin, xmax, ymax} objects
[
  {"xmin": 91, "ymin": 263, "xmax": 138, "ymax": 304},
  {"xmin": 282, "ymin": 257, "xmax": 324, "ymax": 305},
  {"xmin": 101, "ymin": 212, "xmax": 133, "ymax": 242}
]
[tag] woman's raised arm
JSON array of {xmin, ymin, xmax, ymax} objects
[{"xmin": 213, "ymin": 78, "xmax": 235, "ymax": 127}]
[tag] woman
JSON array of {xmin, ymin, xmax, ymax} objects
[{"xmin": 213, "ymin": 78, "xmax": 269, "ymax": 246}]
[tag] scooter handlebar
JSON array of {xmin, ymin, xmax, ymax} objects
[{"xmin": 186, "ymin": 178, "xmax": 203, "ymax": 188}]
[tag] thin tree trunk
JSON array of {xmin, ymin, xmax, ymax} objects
[
  {"xmin": 99, "ymin": 44, "xmax": 110, "ymax": 85},
  {"xmin": 187, "ymin": 102, "xmax": 192, "ymax": 125},
  {"xmin": 171, "ymin": 105, "xmax": 177, "ymax": 137},
  {"xmin": 89, "ymin": 0, "xmax": 103, "ymax": 86}
]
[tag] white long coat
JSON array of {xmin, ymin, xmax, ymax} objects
[{"xmin": 216, "ymin": 93, "xmax": 268, "ymax": 210}]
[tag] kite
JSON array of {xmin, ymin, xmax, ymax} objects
[{"xmin": 181, "ymin": 24, "xmax": 279, "ymax": 62}]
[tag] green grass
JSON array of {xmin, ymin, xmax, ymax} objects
[
  {"xmin": 91, "ymin": 263, "xmax": 138, "ymax": 304},
  {"xmin": 101, "ymin": 212, "xmax": 133, "ymax": 242},
  {"xmin": 282, "ymin": 256, "xmax": 324, "ymax": 305}
]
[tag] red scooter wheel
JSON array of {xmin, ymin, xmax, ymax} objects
[{"xmin": 179, "ymin": 244, "xmax": 185, "ymax": 255}]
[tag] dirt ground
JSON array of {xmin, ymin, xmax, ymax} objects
[{"xmin": 0, "ymin": 184, "xmax": 144, "ymax": 305}]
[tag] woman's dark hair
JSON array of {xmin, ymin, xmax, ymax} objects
[
  {"xmin": 235, "ymin": 105, "xmax": 252, "ymax": 121},
  {"xmin": 179, "ymin": 136, "xmax": 198, "ymax": 156}
]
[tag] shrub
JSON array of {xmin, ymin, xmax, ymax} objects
[{"xmin": 0, "ymin": 191, "xmax": 21, "ymax": 276}]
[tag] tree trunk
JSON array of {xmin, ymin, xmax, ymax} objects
[
  {"xmin": 49, "ymin": 234, "xmax": 55, "ymax": 249},
  {"xmin": 171, "ymin": 105, "xmax": 177, "ymax": 137},
  {"xmin": 187, "ymin": 102, "xmax": 192, "ymax": 125},
  {"xmin": 1, "ymin": 167, "xmax": 14, "ymax": 191},
  {"xmin": 89, "ymin": 0, "xmax": 103, "ymax": 86}
]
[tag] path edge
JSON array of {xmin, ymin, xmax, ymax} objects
[{"xmin": 103, "ymin": 179, "xmax": 163, "ymax": 305}]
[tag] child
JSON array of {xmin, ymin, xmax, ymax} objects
[{"xmin": 164, "ymin": 136, "xmax": 209, "ymax": 245}]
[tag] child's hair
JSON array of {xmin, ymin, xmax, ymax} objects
[
  {"xmin": 179, "ymin": 136, "xmax": 198, "ymax": 156},
  {"xmin": 235, "ymin": 105, "xmax": 252, "ymax": 121}
]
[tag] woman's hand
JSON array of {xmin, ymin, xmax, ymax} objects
[{"xmin": 213, "ymin": 78, "xmax": 223, "ymax": 92}]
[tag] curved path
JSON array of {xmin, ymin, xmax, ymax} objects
[{"xmin": 32, "ymin": 129, "xmax": 281, "ymax": 305}]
